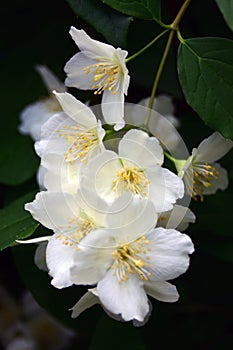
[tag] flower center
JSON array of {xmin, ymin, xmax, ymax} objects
[
  {"xmin": 83, "ymin": 61, "xmax": 120, "ymax": 95},
  {"xmin": 57, "ymin": 125, "xmax": 99, "ymax": 163},
  {"xmin": 112, "ymin": 165, "xmax": 149, "ymax": 197},
  {"xmin": 111, "ymin": 237, "xmax": 151, "ymax": 283},
  {"xmin": 56, "ymin": 213, "xmax": 96, "ymax": 247},
  {"xmin": 192, "ymin": 162, "xmax": 219, "ymax": 201}
]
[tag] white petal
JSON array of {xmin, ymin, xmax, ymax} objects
[
  {"xmin": 70, "ymin": 230, "xmax": 113, "ymax": 285},
  {"xmin": 69, "ymin": 27, "xmax": 117, "ymax": 59},
  {"xmin": 106, "ymin": 196, "xmax": 157, "ymax": 243},
  {"xmin": 42, "ymin": 153, "xmax": 80, "ymax": 194},
  {"xmin": 70, "ymin": 289, "xmax": 99, "ymax": 318},
  {"xmin": 158, "ymin": 205, "xmax": 196, "ymax": 231},
  {"xmin": 18, "ymin": 100, "xmax": 57, "ymax": 141},
  {"xmin": 97, "ymin": 271, "xmax": 149, "ymax": 322},
  {"xmin": 145, "ymin": 281, "xmax": 179, "ymax": 302},
  {"xmin": 35, "ymin": 65, "xmax": 66, "ymax": 93},
  {"xmin": 25, "ymin": 191, "xmax": 80, "ymax": 230},
  {"xmin": 101, "ymin": 89, "xmax": 125, "ymax": 130},
  {"xmin": 80, "ymin": 150, "xmax": 120, "ymax": 203},
  {"xmin": 54, "ymin": 92, "xmax": 97, "ymax": 127},
  {"xmin": 203, "ymin": 163, "xmax": 229, "ymax": 194},
  {"xmin": 46, "ymin": 234, "xmax": 76, "ymax": 288},
  {"xmin": 34, "ymin": 112, "xmax": 67, "ymax": 157},
  {"xmin": 119, "ymin": 129, "xmax": 164, "ymax": 166},
  {"xmin": 34, "ymin": 242, "xmax": 48, "ymax": 271},
  {"xmin": 146, "ymin": 228, "xmax": 194, "ymax": 281},
  {"xmin": 65, "ymin": 53, "xmax": 96, "ymax": 90},
  {"xmin": 147, "ymin": 167, "xmax": 184, "ymax": 212},
  {"xmin": 196, "ymin": 132, "xmax": 233, "ymax": 163}
]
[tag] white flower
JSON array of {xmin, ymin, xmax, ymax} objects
[
  {"xmin": 81, "ymin": 129, "xmax": 184, "ymax": 213},
  {"xmin": 64, "ymin": 26, "xmax": 130, "ymax": 130},
  {"xmin": 18, "ymin": 65, "xmax": 66, "ymax": 141},
  {"xmin": 175, "ymin": 132, "xmax": 233, "ymax": 201},
  {"xmin": 35, "ymin": 92, "xmax": 105, "ymax": 193},
  {"xmin": 69, "ymin": 223, "xmax": 194, "ymax": 324},
  {"xmin": 25, "ymin": 190, "xmax": 110, "ymax": 288}
]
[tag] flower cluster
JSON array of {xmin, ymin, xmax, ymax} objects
[{"xmin": 18, "ymin": 26, "xmax": 233, "ymax": 326}]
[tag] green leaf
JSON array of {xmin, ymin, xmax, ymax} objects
[
  {"xmin": 215, "ymin": 0, "xmax": 233, "ymax": 32},
  {"xmin": 177, "ymin": 37, "xmax": 233, "ymax": 140},
  {"xmin": 0, "ymin": 133, "xmax": 39, "ymax": 185},
  {"xmin": 0, "ymin": 191, "xmax": 39, "ymax": 250},
  {"xmin": 89, "ymin": 314, "xmax": 146, "ymax": 350},
  {"xmin": 101, "ymin": 0, "xmax": 160, "ymax": 20},
  {"xmin": 65, "ymin": 0, "xmax": 132, "ymax": 47}
]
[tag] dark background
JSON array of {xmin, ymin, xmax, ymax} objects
[{"xmin": 0, "ymin": 0, "xmax": 233, "ymax": 349}]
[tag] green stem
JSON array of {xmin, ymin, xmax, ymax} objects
[
  {"xmin": 170, "ymin": 0, "xmax": 192, "ymax": 30},
  {"xmin": 143, "ymin": 0, "xmax": 192, "ymax": 128},
  {"xmin": 125, "ymin": 29, "xmax": 169, "ymax": 63},
  {"xmin": 164, "ymin": 151, "xmax": 176, "ymax": 163},
  {"xmin": 143, "ymin": 30, "xmax": 175, "ymax": 127}
]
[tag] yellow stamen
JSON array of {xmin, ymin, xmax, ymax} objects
[
  {"xmin": 56, "ymin": 125, "xmax": 99, "ymax": 163},
  {"xmin": 112, "ymin": 165, "xmax": 149, "ymax": 197},
  {"xmin": 111, "ymin": 236, "xmax": 151, "ymax": 283},
  {"xmin": 83, "ymin": 60, "xmax": 121, "ymax": 95}
]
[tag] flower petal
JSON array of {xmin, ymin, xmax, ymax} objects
[
  {"xmin": 119, "ymin": 129, "xmax": 164, "ymax": 166},
  {"xmin": 145, "ymin": 227, "xmax": 194, "ymax": 281},
  {"xmin": 80, "ymin": 150, "xmax": 120, "ymax": 203},
  {"xmin": 70, "ymin": 289, "xmax": 99, "ymax": 318},
  {"xmin": 203, "ymin": 163, "xmax": 229, "ymax": 194},
  {"xmin": 196, "ymin": 132, "xmax": 233, "ymax": 163},
  {"xmin": 46, "ymin": 234, "xmax": 76, "ymax": 288},
  {"xmin": 70, "ymin": 229, "xmax": 113, "ymax": 285},
  {"xmin": 147, "ymin": 167, "xmax": 184, "ymax": 212},
  {"xmin": 18, "ymin": 100, "xmax": 58, "ymax": 142},
  {"xmin": 101, "ymin": 89, "xmax": 125, "ymax": 130},
  {"xmin": 65, "ymin": 53, "xmax": 96, "ymax": 90},
  {"xmin": 97, "ymin": 270, "xmax": 149, "ymax": 322},
  {"xmin": 34, "ymin": 242, "xmax": 48, "ymax": 271},
  {"xmin": 145, "ymin": 281, "xmax": 179, "ymax": 302},
  {"xmin": 25, "ymin": 191, "xmax": 80, "ymax": 230},
  {"xmin": 69, "ymin": 27, "xmax": 117, "ymax": 58},
  {"xmin": 158, "ymin": 205, "xmax": 196, "ymax": 231},
  {"xmin": 35, "ymin": 65, "xmax": 66, "ymax": 93},
  {"xmin": 54, "ymin": 92, "xmax": 97, "ymax": 127}
]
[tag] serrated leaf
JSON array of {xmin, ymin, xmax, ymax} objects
[
  {"xmin": 65, "ymin": 0, "xmax": 132, "ymax": 47},
  {"xmin": 178, "ymin": 37, "xmax": 233, "ymax": 140},
  {"xmin": 215, "ymin": 0, "xmax": 233, "ymax": 32},
  {"xmin": 0, "ymin": 191, "xmax": 39, "ymax": 250},
  {"xmin": 102, "ymin": 0, "xmax": 160, "ymax": 20}
]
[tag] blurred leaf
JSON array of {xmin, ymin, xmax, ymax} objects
[
  {"xmin": 13, "ymin": 242, "xmax": 101, "ymax": 332},
  {"xmin": 0, "ymin": 191, "xmax": 39, "ymax": 250},
  {"xmin": 0, "ymin": 133, "xmax": 39, "ymax": 185},
  {"xmin": 178, "ymin": 37, "xmax": 233, "ymax": 140},
  {"xmin": 90, "ymin": 314, "xmax": 146, "ymax": 350},
  {"xmin": 65, "ymin": 0, "xmax": 132, "ymax": 47},
  {"xmin": 101, "ymin": 0, "xmax": 160, "ymax": 20},
  {"xmin": 215, "ymin": 0, "xmax": 233, "ymax": 32}
]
